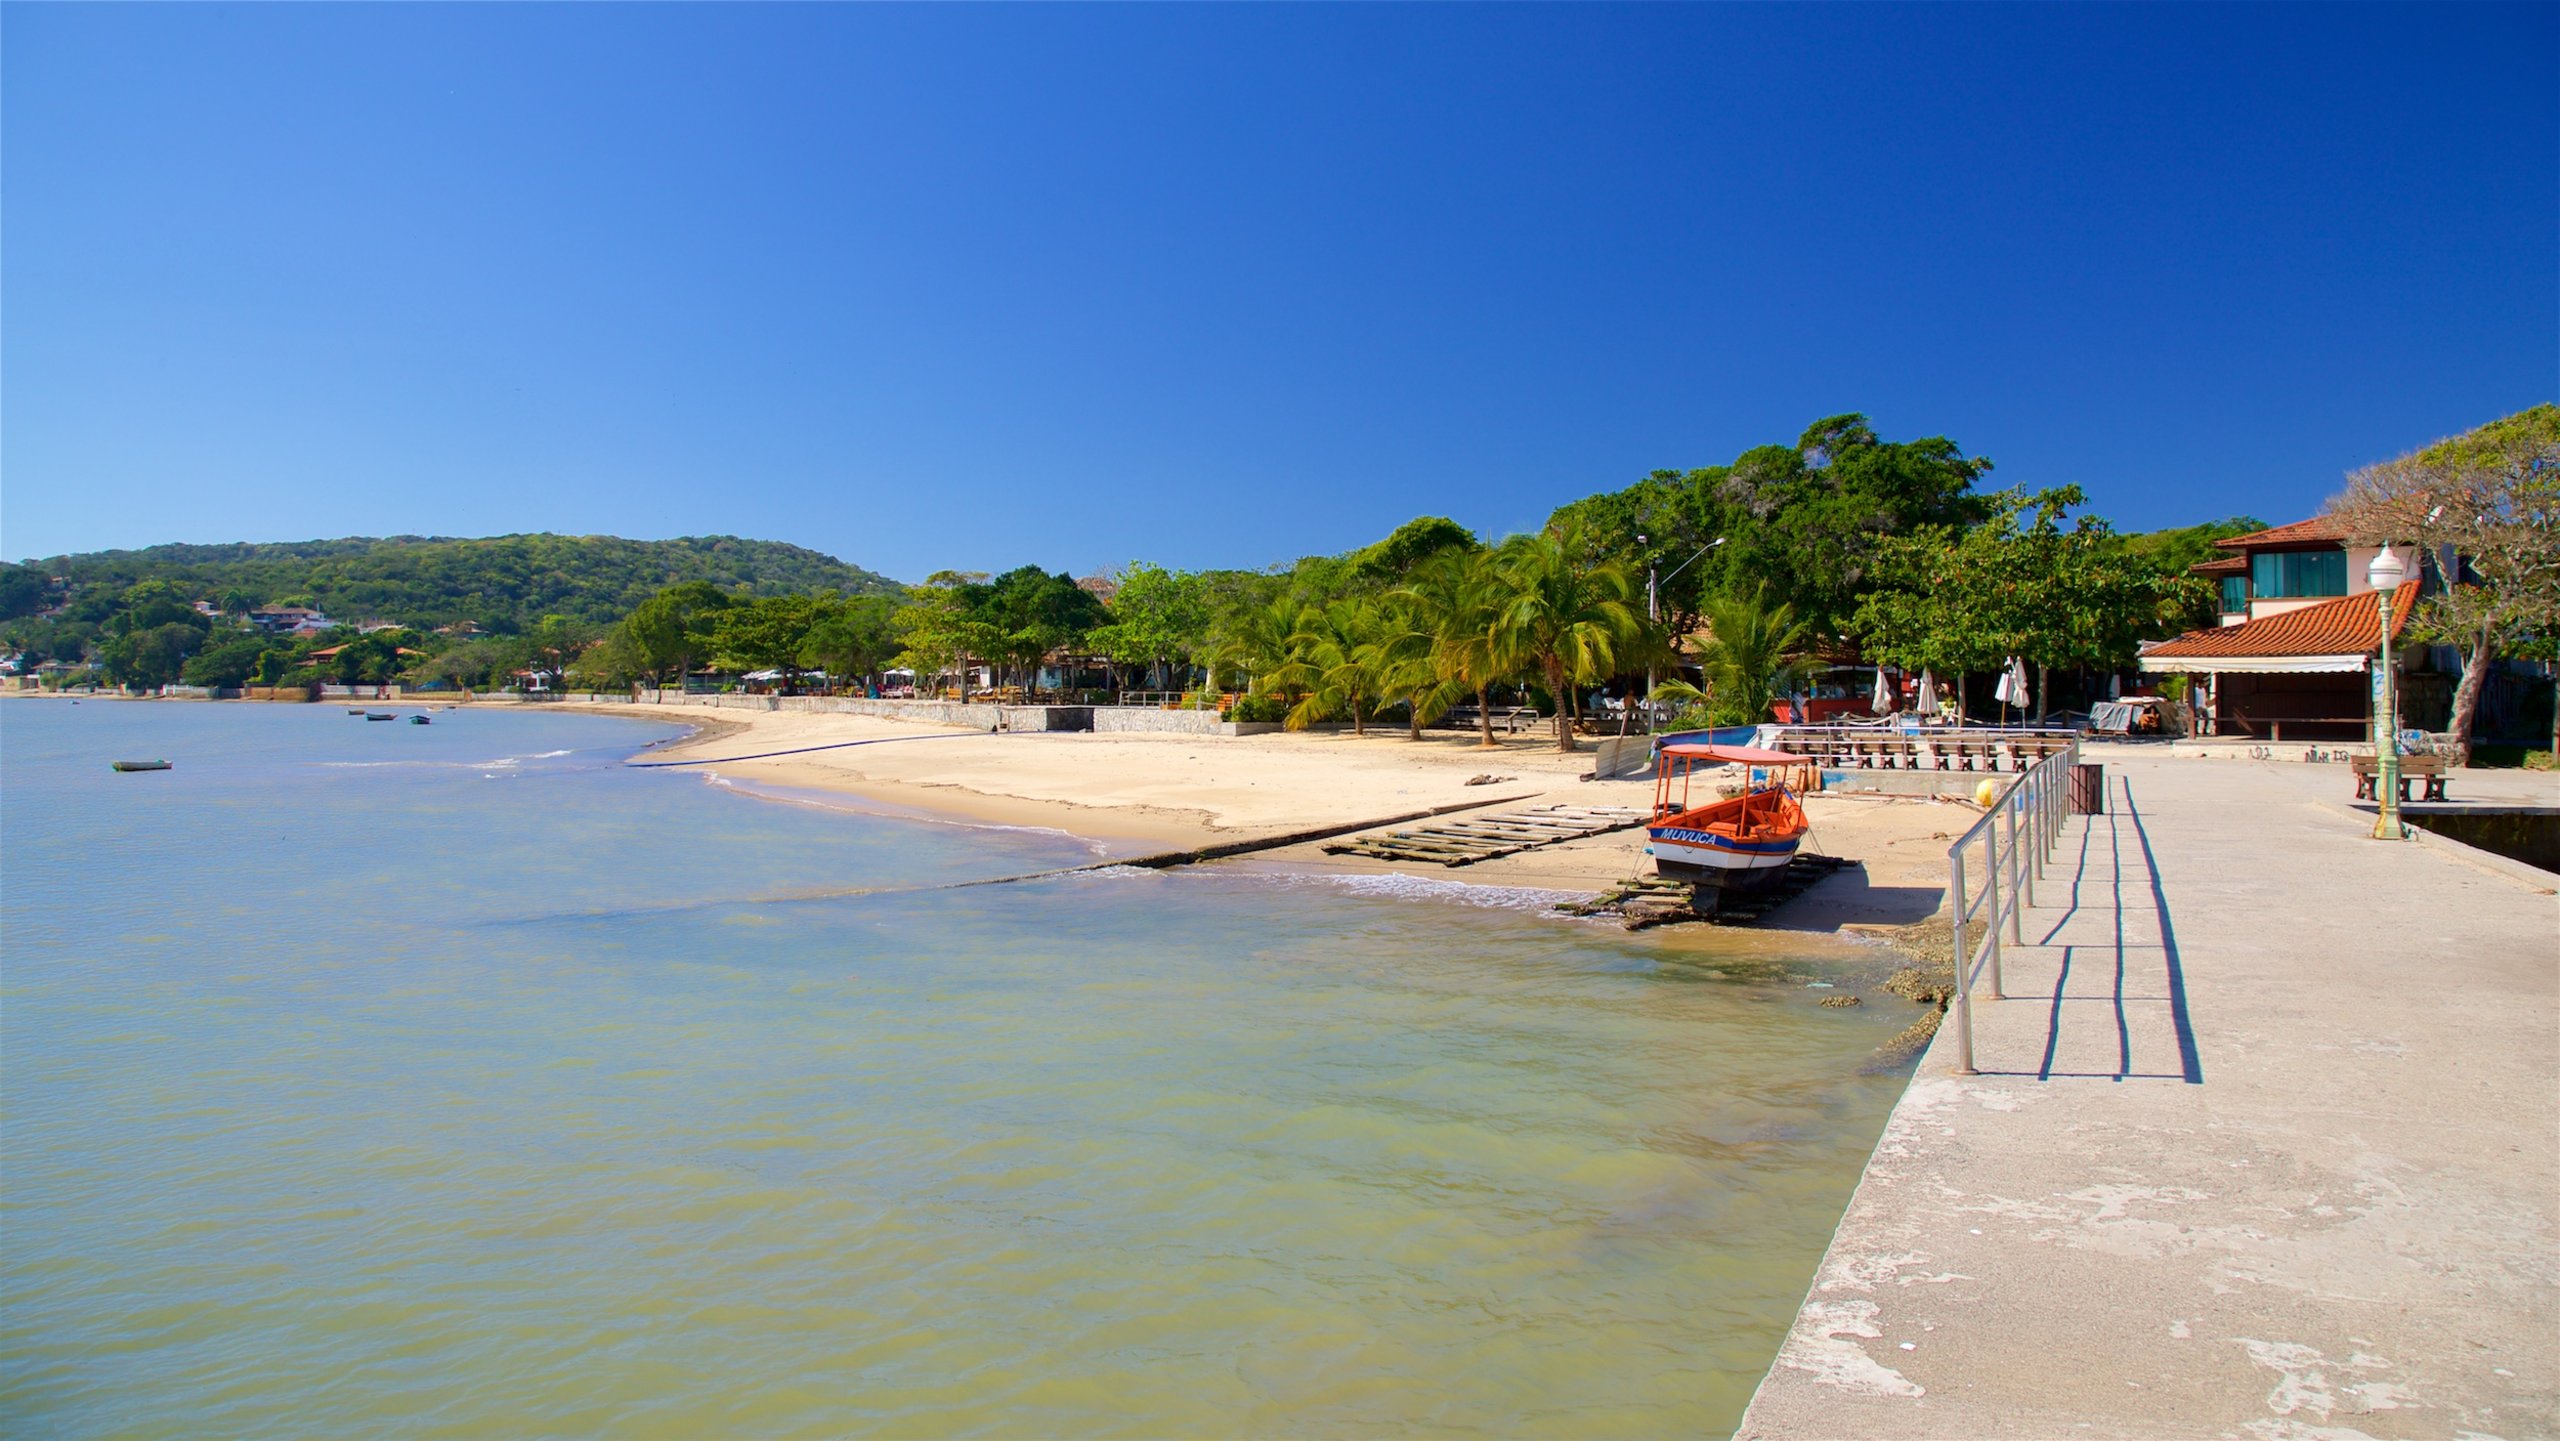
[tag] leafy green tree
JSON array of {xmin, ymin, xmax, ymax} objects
[
  {"xmin": 1352, "ymin": 516, "xmax": 1481, "ymax": 584},
  {"xmin": 713, "ymin": 593, "xmax": 822, "ymax": 684},
  {"xmin": 99, "ymin": 622, "xmax": 204, "ymax": 688},
  {"xmin": 2122, "ymin": 516, "xmax": 2269, "ymax": 632},
  {"xmin": 570, "ymin": 626, "xmax": 652, "ymax": 690},
  {"xmin": 113, "ymin": 580, "xmax": 204, "ymax": 636},
  {"xmin": 1853, "ymin": 488, "xmax": 2200, "ymax": 719},
  {"xmin": 1549, "ymin": 414, "xmax": 1992, "ymax": 638},
  {"xmin": 893, "ymin": 572, "xmax": 1002, "ymax": 701},
  {"xmin": 800, "ymin": 593, "xmax": 903, "ymax": 690},
  {"xmin": 520, "ymin": 614, "xmax": 599, "ymax": 693},
  {"xmin": 180, "ymin": 635, "xmax": 279, "ymax": 689},
  {"xmin": 410, "ymin": 639, "xmax": 509, "ymax": 692},
  {"xmin": 1086, "ymin": 563, "xmax": 1213, "ymax": 693},
  {"xmin": 624, "ymin": 581, "xmax": 733, "ymax": 693},
  {"xmin": 0, "ymin": 564, "xmax": 49, "ymax": 620},
  {"xmin": 1489, "ymin": 521, "xmax": 1647, "ymax": 752},
  {"xmin": 973, "ymin": 567, "xmax": 1109, "ymax": 692}
]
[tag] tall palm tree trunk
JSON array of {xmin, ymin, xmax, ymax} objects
[
  {"xmin": 1547, "ymin": 657, "xmax": 1575, "ymax": 753},
  {"xmin": 1477, "ymin": 684, "xmax": 1496, "ymax": 749}
]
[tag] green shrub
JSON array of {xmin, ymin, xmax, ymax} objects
[{"xmin": 1229, "ymin": 694, "xmax": 1288, "ymax": 724}]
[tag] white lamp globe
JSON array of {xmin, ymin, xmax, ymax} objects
[{"xmin": 2367, "ymin": 543, "xmax": 2407, "ymax": 593}]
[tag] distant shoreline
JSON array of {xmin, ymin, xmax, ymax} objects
[{"xmin": 14, "ymin": 688, "xmax": 1959, "ymax": 943}]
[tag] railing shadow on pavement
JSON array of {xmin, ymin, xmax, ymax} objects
[{"xmin": 1950, "ymin": 766, "xmax": 2203, "ymax": 1084}]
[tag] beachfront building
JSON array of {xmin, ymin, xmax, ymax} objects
[{"xmin": 2139, "ymin": 518, "xmax": 2428, "ymax": 742}]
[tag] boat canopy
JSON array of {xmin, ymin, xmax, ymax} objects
[{"xmin": 1658, "ymin": 743, "xmax": 1805, "ymax": 767}]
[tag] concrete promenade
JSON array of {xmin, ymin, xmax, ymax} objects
[{"xmin": 1739, "ymin": 754, "xmax": 2558, "ymax": 1440}]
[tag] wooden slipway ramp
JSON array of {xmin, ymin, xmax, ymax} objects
[
  {"xmin": 1559, "ymin": 854, "xmax": 1856, "ymax": 929},
  {"xmin": 1320, "ymin": 803, "xmax": 1651, "ymax": 867}
]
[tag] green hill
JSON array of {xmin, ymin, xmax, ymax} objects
[{"xmin": 5, "ymin": 533, "xmax": 904, "ymax": 632}]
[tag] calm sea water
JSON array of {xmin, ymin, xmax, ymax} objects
[{"xmin": 2, "ymin": 701, "xmax": 1915, "ymax": 1438}]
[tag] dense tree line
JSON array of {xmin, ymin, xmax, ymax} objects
[{"xmin": 35, "ymin": 410, "xmax": 2503, "ymax": 746}]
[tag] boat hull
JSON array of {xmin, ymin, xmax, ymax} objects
[
  {"xmin": 1644, "ymin": 782, "xmax": 1808, "ymax": 892},
  {"xmin": 1645, "ymin": 826, "xmax": 1800, "ymax": 890}
]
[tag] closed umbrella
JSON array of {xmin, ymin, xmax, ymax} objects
[
  {"xmin": 1871, "ymin": 668, "xmax": 1893, "ymax": 714},
  {"xmin": 1915, "ymin": 669, "xmax": 1939, "ymax": 717},
  {"xmin": 2007, "ymin": 656, "xmax": 2032, "ymax": 718}
]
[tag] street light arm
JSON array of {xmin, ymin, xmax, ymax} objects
[{"xmin": 1656, "ymin": 536, "xmax": 1727, "ymax": 589}]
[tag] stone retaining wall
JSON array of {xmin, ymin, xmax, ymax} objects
[
  {"xmin": 1091, "ymin": 708, "xmax": 1281, "ymax": 737},
  {"xmin": 632, "ymin": 691, "xmax": 1101, "ymax": 731},
  {"xmin": 625, "ymin": 691, "xmax": 1296, "ymax": 736}
]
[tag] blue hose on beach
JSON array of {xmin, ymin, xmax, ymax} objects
[{"xmin": 629, "ymin": 731, "xmax": 1013, "ymax": 768}]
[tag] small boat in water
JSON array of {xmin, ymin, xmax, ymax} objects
[
  {"xmin": 347, "ymin": 708, "xmax": 368, "ymax": 716},
  {"xmin": 408, "ymin": 714, "xmax": 430, "ymax": 725},
  {"xmin": 365, "ymin": 712, "xmax": 395, "ymax": 721},
  {"xmin": 110, "ymin": 759, "xmax": 173, "ymax": 773},
  {"xmin": 1646, "ymin": 742, "xmax": 1814, "ymax": 897}
]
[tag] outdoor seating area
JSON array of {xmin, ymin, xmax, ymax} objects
[
  {"xmin": 2350, "ymin": 752, "xmax": 2450, "ymax": 802},
  {"xmin": 1758, "ymin": 725, "xmax": 2077, "ymax": 774},
  {"xmin": 1440, "ymin": 704, "xmax": 1545, "ymax": 735}
]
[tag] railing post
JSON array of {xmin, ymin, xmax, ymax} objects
[
  {"xmin": 1949, "ymin": 845, "xmax": 1976, "ymax": 1074},
  {"xmin": 1982, "ymin": 829, "xmax": 2005, "ymax": 1000},
  {"xmin": 2012, "ymin": 786, "xmax": 2033, "ymax": 916},
  {"xmin": 2035, "ymin": 765, "xmax": 2050, "ymax": 873}
]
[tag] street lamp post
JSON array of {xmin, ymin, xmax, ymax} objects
[
  {"xmin": 2368, "ymin": 543, "xmax": 2408, "ymax": 842},
  {"xmin": 1639, "ymin": 534, "xmax": 1723, "ymax": 734}
]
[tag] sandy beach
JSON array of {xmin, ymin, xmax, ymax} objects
[{"xmin": 587, "ymin": 700, "xmax": 1963, "ymax": 932}]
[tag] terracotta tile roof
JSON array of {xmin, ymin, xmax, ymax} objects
[
  {"xmin": 2190, "ymin": 555, "xmax": 2247, "ymax": 576},
  {"xmin": 2213, "ymin": 517, "xmax": 2350, "ymax": 550},
  {"xmin": 2144, "ymin": 581, "xmax": 2418, "ymax": 660}
]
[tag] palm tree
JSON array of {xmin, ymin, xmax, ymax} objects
[
  {"xmin": 1488, "ymin": 522, "xmax": 1647, "ymax": 753},
  {"xmin": 1374, "ymin": 556, "xmax": 1482, "ymax": 741},
  {"xmin": 1284, "ymin": 598, "xmax": 1388, "ymax": 734},
  {"xmin": 1211, "ymin": 592, "xmax": 1316, "ymax": 705},
  {"xmin": 1693, "ymin": 588, "xmax": 1814, "ymax": 725}
]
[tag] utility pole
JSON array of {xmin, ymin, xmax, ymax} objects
[{"xmin": 1640, "ymin": 534, "xmax": 1723, "ymax": 735}]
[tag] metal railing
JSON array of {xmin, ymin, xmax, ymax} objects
[{"xmin": 1944, "ymin": 734, "xmax": 2081, "ymax": 1075}]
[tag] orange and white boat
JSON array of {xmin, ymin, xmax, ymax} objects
[{"xmin": 1645, "ymin": 743, "xmax": 1813, "ymax": 892}]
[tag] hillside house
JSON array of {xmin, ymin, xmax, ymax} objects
[{"xmin": 249, "ymin": 605, "xmax": 335, "ymax": 635}]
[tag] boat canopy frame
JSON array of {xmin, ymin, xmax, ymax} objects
[{"xmin": 1652, "ymin": 743, "xmax": 1818, "ymax": 819}]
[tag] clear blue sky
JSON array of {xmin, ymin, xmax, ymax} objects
[{"xmin": 6, "ymin": 3, "xmax": 2552, "ymax": 580}]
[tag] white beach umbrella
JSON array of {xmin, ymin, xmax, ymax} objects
[
  {"xmin": 1915, "ymin": 670, "xmax": 1939, "ymax": 715},
  {"xmin": 1871, "ymin": 668, "xmax": 1893, "ymax": 714},
  {"xmin": 2006, "ymin": 656, "xmax": 2031, "ymax": 713}
]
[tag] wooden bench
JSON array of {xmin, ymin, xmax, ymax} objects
[
  {"xmin": 2350, "ymin": 752, "xmax": 2448, "ymax": 802},
  {"xmin": 1941, "ymin": 736, "xmax": 1994, "ymax": 771}
]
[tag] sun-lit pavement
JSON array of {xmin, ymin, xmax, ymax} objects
[{"xmin": 1737, "ymin": 754, "xmax": 2558, "ymax": 1441}]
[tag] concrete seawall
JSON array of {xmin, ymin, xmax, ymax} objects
[{"xmin": 1738, "ymin": 754, "xmax": 2558, "ymax": 1440}]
